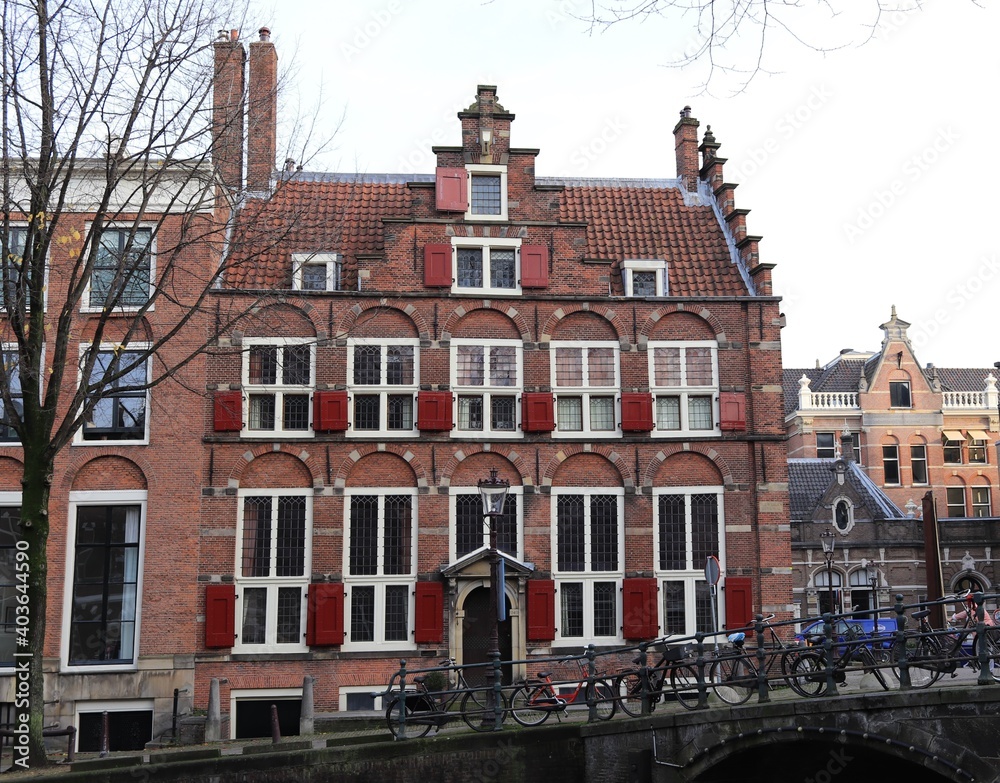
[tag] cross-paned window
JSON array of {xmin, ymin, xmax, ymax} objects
[
  {"xmin": 243, "ymin": 340, "xmax": 314, "ymax": 437},
  {"xmin": 910, "ymin": 444, "xmax": 928, "ymax": 485},
  {"xmin": 972, "ymin": 486, "xmax": 991, "ymax": 518},
  {"xmin": 882, "ymin": 445, "xmax": 900, "ymax": 485},
  {"xmin": 465, "ymin": 165, "xmax": 508, "ymax": 221},
  {"xmin": 946, "ymin": 487, "xmax": 966, "ymax": 518},
  {"xmin": 292, "ymin": 253, "xmax": 341, "ymax": 292},
  {"xmin": 452, "ymin": 238, "xmax": 521, "ymax": 295},
  {"xmin": 452, "ymin": 492, "xmax": 520, "ymax": 561},
  {"xmin": 348, "ymin": 340, "xmax": 418, "ymax": 436},
  {"xmin": 452, "ymin": 340, "xmax": 521, "ymax": 437},
  {"xmin": 0, "ymin": 507, "xmax": 20, "ymax": 667},
  {"xmin": 237, "ymin": 493, "xmax": 309, "ymax": 651},
  {"xmin": 969, "ymin": 439, "xmax": 987, "ymax": 464},
  {"xmin": 345, "ymin": 492, "xmax": 415, "ymax": 649},
  {"xmin": 82, "ymin": 348, "xmax": 148, "ymax": 442},
  {"xmin": 0, "ymin": 349, "xmax": 22, "ymax": 442},
  {"xmin": 649, "ymin": 341, "xmax": 719, "ymax": 437},
  {"xmin": 89, "ymin": 227, "xmax": 152, "ymax": 309},
  {"xmin": 943, "ymin": 437, "xmax": 963, "ymax": 464},
  {"xmin": 552, "ymin": 342, "xmax": 619, "ymax": 437},
  {"xmin": 816, "ymin": 433, "xmax": 836, "ymax": 459}
]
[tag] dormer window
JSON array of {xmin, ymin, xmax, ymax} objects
[
  {"xmin": 465, "ymin": 165, "xmax": 508, "ymax": 221},
  {"xmin": 292, "ymin": 253, "xmax": 341, "ymax": 292},
  {"xmin": 621, "ymin": 259, "xmax": 667, "ymax": 297}
]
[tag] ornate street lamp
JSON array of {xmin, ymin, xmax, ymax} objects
[
  {"xmin": 477, "ymin": 467, "xmax": 509, "ymax": 727},
  {"xmin": 820, "ymin": 530, "xmax": 837, "ymax": 615}
]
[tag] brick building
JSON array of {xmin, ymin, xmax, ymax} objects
[{"xmin": 1, "ymin": 28, "xmax": 793, "ymax": 746}]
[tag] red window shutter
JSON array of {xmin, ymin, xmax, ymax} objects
[
  {"xmin": 622, "ymin": 577, "xmax": 658, "ymax": 640},
  {"xmin": 435, "ymin": 167, "xmax": 468, "ymax": 212},
  {"xmin": 527, "ymin": 580, "xmax": 556, "ymax": 641},
  {"xmin": 724, "ymin": 576, "xmax": 753, "ymax": 631},
  {"xmin": 307, "ymin": 583, "xmax": 344, "ymax": 646},
  {"xmin": 204, "ymin": 584, "xmax": 236, "ymax": 648},
  {"xmin": 313, "ymin": 390, "xmax": 349, "ymax": 432},
  {"xmin": 520, "ymin": 244, "xmax": 549, "ymax": 288},
  {"xmin": 620, "ymin": 393, "xmax": 654, "ymax": 432},
  {"xmin": 424, "ymin": 244, "xmax": 453, "ymax": 287},
  {"xmin": 521, "ymin": 393, "xmax": 555, "ymax": 432},
  {"xmin": 414, "ymin": 581, "xmax": 444, "ymax": 643},
  {"xmin": 417, "ymin": 391, "xmax": 453, "ymax": 431},
  {"xmin": 719, "ymin": 391, "xmax": 747, "ymax": 432},
  {"xmin": 213, "ymin": 391, "xmax": 242, "ymax": 432}
]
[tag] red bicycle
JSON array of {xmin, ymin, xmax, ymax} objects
[{"xmin": 509, "ymin": 656, "xmax": 617, "ymax": 726}]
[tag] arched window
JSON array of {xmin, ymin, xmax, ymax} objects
[
  {"xmin": 814, "ymin": 569, "xmax": 843, "ymax": 615},
  {"xmin": 834, "ymin": 499, "xmax": 853, "ymax": 533}
]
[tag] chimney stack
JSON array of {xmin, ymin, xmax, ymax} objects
[
  {"xmin": 247, "ymin": 27, "xmax": 278, "ymax": 191},
  {"xmin": 212, "ymin": 29, "xmax": 245, "ymax": 194},
  {"xmin": 673, "ymin": 106, "xmax": 700, "ymax": 191}
]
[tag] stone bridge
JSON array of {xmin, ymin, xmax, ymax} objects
[{"xmin": 30, "ymin": 683, "xmax": 1000, "ymax": 783}]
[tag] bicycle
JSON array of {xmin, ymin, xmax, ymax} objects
[
  {"xmin": 614, "ymin": 640, "xmax": 701, "ymax": 715},
  {"xmin": 708, "ymin": 614, "xmax": 804, "ymax": 705},
  {"xmin": 381, "ymin": 658, "xmax": 509, "ymax": 738},
  {"xmin": 890, "ymin": 597, "xmax": 1000, "ymax": 689},
  {"xmin": 785, "ymin": 620, "xmax": 890, "ymax": 697},
  {"xmin": 509, "ymin": 655, "xmax": 617, "ymax": 726}
]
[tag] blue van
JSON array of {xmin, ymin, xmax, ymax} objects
[{"xmin": 795, "ymin": 618, "xmax": 898, "ymax": 649}]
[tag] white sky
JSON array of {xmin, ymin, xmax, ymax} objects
[{"xmin": 263, "ymin": 0, "xmax": 999, "ymax": 373}]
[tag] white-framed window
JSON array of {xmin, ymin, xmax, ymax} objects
[
  {"xmin": 450, "ymin": 487, "xmax": 522, "ymax": 562},
  {"xmin": 969, "ymin": 438, "xmax": 988, "ymax": 464},
  {"xmin": 230, "ymin": 688, "xmax": 301, "ymax": 740},
  {"xmin": 242, "ymin": 338, "xmax": 315, "ymax": 438},
  {"xmin": 0, "ymin": 347, "xmax": 22, "ymax": 443},
  {"xmin": 78, "ymin": 344, "xmax": 150, "ymax": 444},
  {"xmin": 816, "ymin": 433, "xmax": 836, "ymax": 459},
  {"xmin": 889, "ymin": 380, "xmax": 911, "ymax": 408},
  {"xmin": 76, "ymin": 699, "xmax": 154, "ymax": 752},
  {"xmin": 946, "ymin": 487, "xmax": 966, "ymax": 518},
  {"xmin": 551, "ymin": 341, "xmax": 619, "ymax": 438},
  {"xmin": 451, "ymin": 339, "xmax": 522, "ymax": 438},
  {"xmin": 972, "ymin": 486, "xmax": 992, "ymax": 518},
  {"xmin": 943, "ymin": 435, "xmax": 964, "ymax": 464},
  {"xmin": 62, "ymin": 490, "xmax": 146, "ymax": 671},
  {"xmin": 2, "ymin": 224, "xmax": 44, "ymax": 313},
  {"xmin": 84, "ymin": 226, "xmax": 153, "ymax": 311},
  {"xmin": 882, "ymin": 444, "xmax": 900, "ymax": 485},
  {"xmin": 552, "ymin": 489, "xmax": 624, "ymax": 644},
  {"xmin": 0, "ymin": 497, "xmax": 21, "ymax": 670},
  {"xmin": 343, "ymin": 490, "xmax": 416, "ymax": 650},
  {"xmin": 235, "ymin": 490, "xmax": 311, "ymax": 653},
  {"xmin": 450, "ymin": 236, "xmax": 521, "ymax": 296},
  {"xmin": 464, "ymin": 164, "xmax": 508, "ymax": 222},
  {"xmin": 621, "ymin": 259, "xmax": 667, "ymax": 297},
  {"xmin": 292, "ymin": 253, "xmax": 341, "ymax": 292},
  {"xmin": 339, "ymin": 685, "xmax": 389, "ymax": 712},
  {"xmin": 910, "ymin": 444, "xmax": 928, "ymax": 485},
  {"xmin": 649, "ymin": 341, "xmax": 719, "ymax": 437},
  {"xmin": 653, "ymin": 487, "xmax": 723, "ymax": 636},
  {"xmin": 347, "ymin": 339, "xmax": 418, "ymax": 437},
  {"xmin": 833, "ymin": 498, "xmax": 854, "ymax": 534}
]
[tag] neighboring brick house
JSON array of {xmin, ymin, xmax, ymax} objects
[
  {"xmin": 192, "ymin": 29, "xmax": 791, "ymax": 736},
  {"xmin": 784, "ymin": 309, "xmax": 1000, "ymax": 621}
]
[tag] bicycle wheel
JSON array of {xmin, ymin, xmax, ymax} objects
[
  {"xmin": 786, "ymin": 650, "xmax": 827, "ymax": 697},
  {"xmin": 669, "ymin": 664, "xmax": 702, "ymax": 710},
  {"xmin": 890, "ymin": 636, "xmax": 941, "ymax": 689},
  {"xmin": 614, "ymin": 672, "xmax": 647, "ymax": 717},
  {"xmin": 856, "ymin": 646, "xmax": 890, "ymax": 691},
  {"xmin": 460, "ymin": 688, "xmax": 508, "ymax": 732},
  {"xmin": 509, "ymin": 684, "xmax": 552, "ymax": 726},
  {"xmin": 710, "ymin": 656, "xmax": 755, "ymax": 705},
  {"xmin": 591, "ymin": 679, "xmax": 617, "ymax": 721},
  {"xmin": 385, "ymin": 696, "xmax": 433, "ymax": 739}
]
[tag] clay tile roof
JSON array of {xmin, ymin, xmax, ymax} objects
[{"xmin": 556, "ymin": 183, "xmax": 747, "ymax": 297}]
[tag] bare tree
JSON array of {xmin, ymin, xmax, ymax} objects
[
  {"xmin": 583, "ymin": 1, "xmax": 936, "ymax": 91},
  {"xmin": 0, "ymin": 0, "xmax": 324, "ymax": 765}
]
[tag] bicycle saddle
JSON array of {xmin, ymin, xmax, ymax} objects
[
  {"xmin": 912, "ymin": 609, "xmax": 931, "ymax": 620},
  {"xmin": 727, "ymin": 632, "xmax": 746, "ymax": 645},
  {"xmin": 535, "ymin": 671, "xmax": 553, "ymax": 679}
]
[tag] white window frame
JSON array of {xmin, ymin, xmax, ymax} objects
[
  {"xmin": 0, "ymin": 493, "xmax": 21, "ymax": 673},
  {"xmin": 241, "ymin": 337, "xmax": 316, "ymax": 439},
  {"xmin": 0, "ymin": 345, "xmax": 23, "ymax": 444},
  {"xmin": 889, "ymin": 380, "xmax": 912, "ymax": 408},
  {"xmin": 450, "ymin": 339, "xmax": 523, "ymax": 439},
  {"xmin": 292, "ymin": 253, "xmax": 341, "ymax": 292},
  {"xmin": 61, "ymin": 490, "xmax": 147, "ymax": 673},
  {"xmin": 882, "ymin": 444, "xmax": 900, "ymax": 485},
  {"xmin": 229, "ymin": 688, "xmax": 301, "ymax": 740},
  {"xmin": 75, "ymin": 343, "xmax": 151, "ymax": 446},
  {"xmin": 1, "ymin": 224, "xmax": 47, "ymax": 313},
  {"xmin": 75, "ymin": 699, "xmax": 155, "ymax": 751},
  {"xmin": 968, "ymin": 438, "xmax": 988, "ymax": 464},
  {"xmin": 449, "ymin": 486, "xmax": 524, "ymax": 562},
  {"xmin": 81, "ymin": 224, "xmax": 155, "ymax": 314},
  {"xmin": 342, "ymin": 489, "xmax": 417, "ymax": 652},
  {"xmin": 946, "ymin": 487, "xmax": 966, "ymax": 518},
  {"xmin": 346, "ymin": 338, "xmax": 419, "ymax": 438},
  {"xmin": 551, "ymin": 341, "xmax": 620, "ymax": 439},
  {"xmin": 652, "ymin": 486, "xmax": 725, "ymax": 636},
  {"xmin": 339, "ymin": 685, "xmax": 389, "ymax": 712},
  {"xmin": 815, "ymin": 432, "xmax": 836, "ymax": 459},
  {"xmin": 648, "ymin": 340, "xmax": 720, "ymax": 438},
  {"xmin": 464, "ymin": 164, "xmax": 508, "ymax": 222},
  {"xmin": 551, "ymin": 488, "xmax": 624, "ymax": 646},
  {"xmin": 450, "ymin": 236, "xmax": 521, "ymax": 296},
  {"xmin": 621, "ymin": 259, "xmax": 667, "ymax": 297},
  {"xmin": 234, "ymin": 489, "xmax": 312, "ymax": 654},
  {"xmin": 910, "ymin": 443, "xmax": 929, "ymax": 485},
  {"xmin": 972, "ymin": 486, "xmax": 991, "ymax": 518}
]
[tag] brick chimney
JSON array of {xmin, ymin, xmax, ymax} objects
[
  {"xmin": 247, "ymin": 27, "xmax": 277, "ymax": 192},
  {"xmin": 673, "ymin": 106, "xmax": 700, "ymax": 191},
  {"xmin": 212, "ymin": 29, "xmax": 245, "ymax": 194},
  {"xmin": 458, "ymin": 85, "xmax": 514, "ymax": 165}
]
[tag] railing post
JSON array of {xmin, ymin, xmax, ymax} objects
[
  {"xmin": 754, "ymin": 614, "xmax": 770, "ymax": 703},
  {"xmin": 491, "ymin": 652, "xmax": 504, "ymax": 731},
  {"xmin": 270, "ymin": 704, "xmax": 281, "ymax": 744},
  {"xmin": 395, "ymin": 659, "xmax": 408, "ymax": 740},
  {"xmin": 894, "ymin": 595, "xmax": 911, "ymax": 690},
  {"xmin": 637, "ymin": 643, "xmax": 652, "ymax": 716},
  {"xmin": 66, "ymin": 726, "xmax": 76, "ymax": 763},
  {"xmin": 974, "ymin": 592, "xmax": 994, "ymax": 686},
  {"xmin": 585, "ymin": 644, "xmax": 598, "ymax": 723},
  {"xmin": 694, "ymin": 633, "xmax": 708, "ymax": 709},
  {"xmin": 99, "ymin": 711, "xmax": 110, "ymax": 757},
  {"xmin": 822, "ymin": 613, "xmax": 837, "ymax": 697}
]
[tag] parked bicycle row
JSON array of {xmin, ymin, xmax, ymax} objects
[{"xmin": 376, "ymin": 591, "xmax": 1000, "ymax": 738}]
